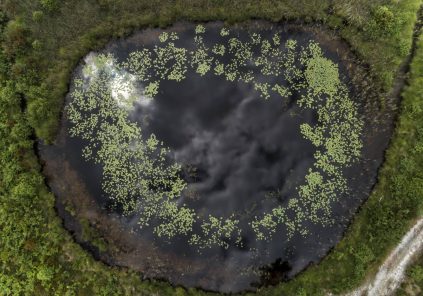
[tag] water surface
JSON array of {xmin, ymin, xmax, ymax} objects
[{"xmin": 39, "ymin": 22, "xmax": 396, "ymax": 293}]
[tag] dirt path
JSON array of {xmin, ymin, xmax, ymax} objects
[
  {"xmin": 344, "ymin": 219, "xmax": 423, "ymax": 296},
  {"xmin": 343, "ymin": 6, "xmax": 423, "ymax": 296}
]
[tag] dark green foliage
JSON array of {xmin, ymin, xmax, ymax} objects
[
  {"xmin": 2, "ymin": 19, "xmax": 28, "ymax": 57},
  {"xmin": 397, "ymin": 255, "xmax": 423, "ymax": 295},
  {"xmin": 32, "ymin": 11, "xmax": 43, "ymax": 22},
  {"xmin": 0, "ymin": 0, "xmax": 417, "ymax": 141},
  {"xmin": 259, "ymin": 26, "xmax": 423, "ymax": 296},
  {"xmin": 80, "ymin": 219, "xmax": 108, "ymax": 252},
  {"xmin": 39, "ymin": 0, "xmax": 58, "ymax": 12},
  {"xmin": 0, "ymin": 0, "xmax": 422, "ymax": 295},
  {"xmin": 410, "ymin": 265, "xmax": 423, "ymax": 282},
  {"xmin": 0, "ymin": 13, "xmax": 207, "ymax": 295},
  {"xmin": 365, "ymin": 5, "xmax": 402, "ymax": 39}
]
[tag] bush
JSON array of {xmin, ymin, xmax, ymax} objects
[
  {"xmin": 32, "ymin": 40, "xmax": 42, "ymax": 51},
  {"xmin": 409, "ymin": 265, "xmax": 423, "ymax": 283},
  {"xmin": 365, "ymin": 5, "xmax": 401, "ymax": 39},
  {"xmin": 32, "ymin": 11, "xmax": 44, "ymax": 22},
  {"xmin": 26, "ymin": 98, "xmax": 50, "ymax": 129},
  {"xmin": 40, "ymin": 0, "xmax": 58, "ymax": 12},
  {"xmin": 2, "ymin": 20, "xmax": 28, "ymax": 57},
  {"xmin": 0, "ymin": 0, "xmax": 421, "ymax": 295}
]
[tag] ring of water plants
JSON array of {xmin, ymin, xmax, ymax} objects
[{"xmin": 66, "ymin": 24, "xmax": 363, "ymax": 251}]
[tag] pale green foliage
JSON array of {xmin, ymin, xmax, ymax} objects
[
  {"xmin": 249, "ymin": 41, "xmax": 363, "ymax": 239},
  {"xmin": 294, "ymin": 42, "xmax": 363, "ymax": 225},
  {"xmin": 195, "ymin": 24, "xmax": 205, "ymax": 34},
  {"xmin": 191, "ymin": 35, "xmax": 213, "ymax": 76},
  {"xmin": 272, "ymin": 84, "xmax": 292, "ymax": 98},
  {"xmin": 123, "ymin": 49, "xmax": 152, "ymax": 81},
  {"xmin": 251, "ymin": 207, "xmax": 285, "ymax": 241},
  {"xmin": 154, "ymin": 201, "xmax": 196, "ymax": 238},
  {"xmin": 251, "ymin": 33, "xmax": 261, "ymax": 44},
  {"xmin": 68, "ymin": 25, "xmax": 364, "ymax": 248},
  {"xmin": 169, "ymin": 32, "xmax": 179, "ymax": 41},
  {"xmin": 300, "ymin": 124, "xmax": 324, "ymax": 146},
  {"xmin": 190, "ymin": 215, "xmax": 241, "ymax": 249},
  {"xmin": 220, "ymin": 27, "xmax": 229, "ymax": 36},
  {"xmin": 273, "ymin": 33, "xmax": 281, "ymax": 46},
  {"xmin": 68, "ymin": 71, "xmax": 194, "ymax": 239},
  {"xmin": 154, "ymin": 42, "xmax": 188, "ymax": 81},
  {"xmin": 254, "ymin": 82, "xmax": 271, "ymax": 99},
  {"xmin": 36, "ymin": 266, "xmax": 54, "ymax": 282},
  {"xmin": 159, "ymin": 32, "xmax": 169, "ymax": 43},
  {"xmin": 212, "ymin": 44, "xmax": 225, "ymax": 56},
  {"xmin": 305, "ymin": 56, "xmax": 340, "ymax": 95},
  {"xmin": 144, "ymin": 81, "xmax": 159, "ymax": 97},
  {"xmin": 214, "ymin": 62, "xmax": 224, "ymax": 76}
]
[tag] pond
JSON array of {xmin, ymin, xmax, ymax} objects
[{"xmin": 38, "ymin": 22, "xmax": 397, "ymax": 293}]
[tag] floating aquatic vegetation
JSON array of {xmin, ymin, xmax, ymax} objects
[{"xmin": 67, "ymin": 25, "xmax": 363, "ymax": 249}]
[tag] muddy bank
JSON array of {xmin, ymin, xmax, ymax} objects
[{"xmin": 38, "ymin": 22, "xmax": 398, "ymax": 293}]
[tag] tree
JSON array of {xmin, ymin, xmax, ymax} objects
[{"xmin": 40, "ymin": 0, "xmax": 58, "ymax": 12}]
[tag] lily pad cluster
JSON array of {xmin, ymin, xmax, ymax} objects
[{"xmin": 67, "ymin": 25, "xmax": 363, "ymax": 249}]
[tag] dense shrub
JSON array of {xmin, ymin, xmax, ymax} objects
[
  {"xmin": 39, "ymin": 0, "xmax": 58, "ymax": 12},
  {"xmin": 365, "ymin": 5, "xmax": 401, "ymax": 38}
]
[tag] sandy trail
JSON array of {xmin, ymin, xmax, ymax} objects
[{"xmin": 343, "ymin": 218, "xmax": 423, "ymax": 296}]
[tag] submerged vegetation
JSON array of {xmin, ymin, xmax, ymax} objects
[
  {"xmin": 0, "ymin": 0, "xmax": 421, "ymax": 295},
  {"xmin": 67, "ymin": 26, "xmax": 363, "ymax": 248}
]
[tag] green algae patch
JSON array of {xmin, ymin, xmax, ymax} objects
[{"xmin": 66, "ymin": 25, "xmax": 364, "ymax": 250}]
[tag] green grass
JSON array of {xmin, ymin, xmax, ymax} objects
[
  {"xmin": 393, "ymin": 30, "xmax": 423, "ymax": 296},
  {"xmin": 3, "ymin": 0, "xmax": 419, "ymax": 141},
  {"xmin": 257, "ymin": 22, "xmax": 423, "ymax": 296},
  {"xmin": 0, "ymin": 0, "xmax": 422, "ymax": 295},
  {"xmin": 396, "ymin": 252, "xmax": 423, "ymax": 295}
]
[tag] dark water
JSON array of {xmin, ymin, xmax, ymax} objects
[{"xmin": 38, "ymin": 22, "xmax": 396, "ymax": 293}]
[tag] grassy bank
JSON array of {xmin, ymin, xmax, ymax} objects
[
  {"xmin": 261, "ymin": 20, "xmax": 423, "ymax": 296},
  {"xmin": 3, "ymin": 0, "xmax": 420, "ymax": 141},
  {"xmin": 0, "ymin": 0, "xmax": 422, "ymax": 295},
  {"xmin": 393, "ymin": 31, "xmax": 423, "ymax": 296},
  {"xmin": 397, "ymin": 252, "xmax": 423, "ymax": 295}
]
